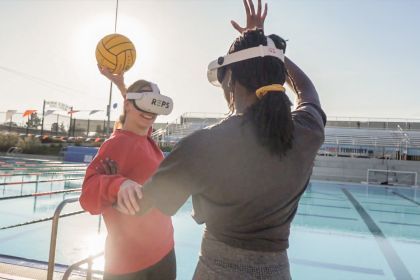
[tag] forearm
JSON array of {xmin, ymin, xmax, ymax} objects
[
  {"xmin": 285, "ymin": 57, "xmax": 321, "ymax": 107},
  {"xmin": 80, "ymin": 170, "xmax": 127, "ymax": 214},
  {"xmin": 117, "ymin": 85, "xmax": 127, "ymax": 98}
]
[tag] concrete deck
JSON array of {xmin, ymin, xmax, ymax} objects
[{"xmin": 0, "ymin": 261, "xmax": 101, "ymax": 280}]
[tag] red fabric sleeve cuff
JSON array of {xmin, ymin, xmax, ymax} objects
[{"xmin": 108, "ymin": 177, "xmax": 127, "ymax": 202}]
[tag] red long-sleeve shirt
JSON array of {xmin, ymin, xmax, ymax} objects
[{"xmin": 79, "ymin": 129, "xmax": 174, "ymax": 275}]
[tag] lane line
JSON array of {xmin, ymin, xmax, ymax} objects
[
  {"xmin": 391, "ymin": 191, "xmax": 420, "ymax": 207},
  {"xmin": 380, "ymin": 221, "xmax": 420, "ymax": 228},
  {"xmin": 290, "ymin": 258, "xmax": 384, "ymax": 276},
  {"xmin": 299, "ymin": 202, "xmax": 351, "ymax": 209},
  {"xmin": 297, "ymin": 213, "xmax": 357, "ymax": 221},
  {"xmin": 368, "ymin": 209, "xmax": 420, "ymax": 216},
  {"xmin": 358, "ymin": 201, "xmax": 417, "ymax": 208},
  {"xmin": 342, "ymin": 188, "xmax": 413, "ymax": 280}
]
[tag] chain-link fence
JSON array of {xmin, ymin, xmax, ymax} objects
[{"xmin": 0, "ymin": 111, "xmax": 112, "ymax": 137}]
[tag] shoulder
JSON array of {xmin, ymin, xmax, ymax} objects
[
  {"xmin": 292, "ymin": 103, "xmax": 326, "ymax": 148},
  {"xmin": 97, "ymin": 132, "xmax": 132, "ymax": 155},
  {"xmin": 293, "ymin": 103, "xmax": 326, "ymax": 132}
]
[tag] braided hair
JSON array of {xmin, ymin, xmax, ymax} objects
[{"xmin": 228, "ymin": 30, "xmax": 294, "ymax": 157}]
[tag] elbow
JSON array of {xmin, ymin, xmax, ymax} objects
[
  {"xmin": 78, "ymin": 196, "xmax": 90, "ymax": 213},
  {"xmin": 79, "ymin": 193, "xmax": 101, "ymax": 215}
]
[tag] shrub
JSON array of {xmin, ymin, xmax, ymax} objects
[
  {"xmin": 0, "ymin": 133, "xmax": 19, "ymax": 152},
  {"xmin": 17, "ymin": 136, "xmax": 62, "ymax": 155},
  {"xmin": 17, "ymin": 136, "xmax": 43, "ymax": 154}
]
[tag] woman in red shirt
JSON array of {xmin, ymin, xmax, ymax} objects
[{"xmin": 79, "ymin": 78, "xmax": 176, "ymax": 280}]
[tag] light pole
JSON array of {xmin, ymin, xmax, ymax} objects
[
  {"xmin": 374, "ymin": 137, "xmax": 377, "ymax": 158},
  {"xmin": 106, "ymin": 0, "xmax": 119, "ymax": 136},
  {"xmin": 397, "ymin": 125, "xmax": 410, "ymax": 160},
  {"xmin": 335, "ymin": 137, "xmax": 340, "ymax": 157},
  {"xmin": 40, "ymin": 100, "xmax": 46, "ymax": 136}
]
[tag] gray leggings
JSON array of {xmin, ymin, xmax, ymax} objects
[{"xmin": 193, "ymin": 233, "xmax": 291, "ymax": 280}]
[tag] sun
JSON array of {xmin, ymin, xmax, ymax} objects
[{"xmin": 71, "ymin": 13, "xmax": 155, "ymax": 78}]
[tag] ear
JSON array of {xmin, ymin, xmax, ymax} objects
[{"xmin": 124, "ymin": 99, "xmax": 132, "ymax": 112}]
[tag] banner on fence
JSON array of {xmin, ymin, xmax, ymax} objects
[{"xmin": 45, "ymin": 101, "xmax": 71, "ymax": 111}]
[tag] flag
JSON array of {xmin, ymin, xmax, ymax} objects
[
  {"xmin": 44, "ymin": 110, "xmax": 56, "ymax": 116},
  {"xmin": 5, "ymin": 110, "xmax": 17, "ymax": 122},
  {"xmin": 68, "ymin": 110, "xmax": 79, "ymax": 115},
  {"xmin": 23, "ymin": 110, "xmax": 37, "ymax": 118},
  {"xmin": 89, "ymin": 110, "xmax": 101, "ymax": 116}
]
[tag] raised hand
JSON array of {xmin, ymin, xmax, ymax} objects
[
  {"xmin": 231, "ymin": 0, "xmax": 268, "ymax": 34},
  {"xmin": 98, "ymin": 65, "xmax": 127, "ymax": 98}
]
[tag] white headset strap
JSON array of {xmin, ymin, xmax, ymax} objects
[
  {"xmin": 208, "ymin": 38, "xmax": 284, "ymax": 71},
  {"xmin": 126, "ymin": 83, "xmax": 160, "ymax": 99}
]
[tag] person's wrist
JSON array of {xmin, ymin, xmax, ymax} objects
[
  {"xmin": 118, "ymin": 86, "xmax": 127, "ymax": 93},
  {"xmin": 243, "ymin": 27, "xmax": 264, "ymax": 36}
]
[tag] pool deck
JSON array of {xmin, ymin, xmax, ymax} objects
[
  {"xmin": 0, "ymin": 259, "xmax": 101, "ymax": 280},
  {"xmin": 0, "ymin": 262, "xmax": 51, "ymax": 280}
]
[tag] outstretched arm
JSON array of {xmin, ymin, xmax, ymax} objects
[
  {"xmin": 96, "ymin": 157, "xmax": 143, "ymax": 215},
  {"xmin": 285, "ymin": 57, "xmax": 321, "ymax": 107},
  {"xmin": 98, "ymin": 65, "xmax": 127, "ymax": 98},
  {"xmin": 230, "ymin": 0, "xmax": 321, "ymax": 108}
]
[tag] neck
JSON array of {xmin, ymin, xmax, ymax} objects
[
  {"xmin": 234, "ymin": 90, "xmax": 258, "ymax": 115},
  {"xmin": 122, "ymin": 122, "xmax": 149, "ymax": 136}
]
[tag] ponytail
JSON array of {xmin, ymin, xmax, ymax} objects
[{"xmin": 229, "ymin": 30, "xmax": 294, "ymax": 157}]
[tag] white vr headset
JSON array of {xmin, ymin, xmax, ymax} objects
[
  {"xmin": 207, "ymin": 38, "xmax": 285, "ymax": 87},
  {"xmin": 126, "ymin": 83, "xmax": 173, "ymax": 115}
]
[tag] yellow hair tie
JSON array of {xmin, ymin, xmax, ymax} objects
[{"xmin": 255, "ymin": 84, "xmax": 285, "ymax": 99}]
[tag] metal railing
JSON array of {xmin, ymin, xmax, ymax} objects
[
  {"xmin": 6, "ymin": 147, "xmax": 22, "ymax": 154},
  {"xmin": 62, "ymin": 252, "xmax": 104, "ymax": 280},
  {"xmin": 47, "ymin": 197, "xmax": 82, "ymax": 280}
]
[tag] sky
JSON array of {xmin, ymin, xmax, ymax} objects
[{"xmin": 0, "ymin": 0, "xmax": 419, "ymax": 124}]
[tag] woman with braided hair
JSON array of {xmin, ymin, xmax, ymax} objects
[{"xmin": 106, "ymin": 0, "xmax": 325, "ymax": 278}]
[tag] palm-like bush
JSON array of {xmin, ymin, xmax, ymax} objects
[{"xmin": 0, "ymin": 133, "xmax": 19, "ymax": 152}]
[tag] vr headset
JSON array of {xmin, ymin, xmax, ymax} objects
[
  {"xmin": 126, "ymin": 83, "xmax": 173, "ymax": 115},
  {"xmin": 207, "ymin": 37, "xmax": 285, "ymax": 87}
]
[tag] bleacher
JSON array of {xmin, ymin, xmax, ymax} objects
[
  {"xmin": 152, "ymin": 113, "xmax": 225, "ymax": 144},
  {"xmin": 153, "ymin": 122, "xmax": 208, "ymax": 144},
  {"xmin": 152, "ymin": 113, "xmax": 420, "ymax": 160},
  {"xmin": 324, "ymin": 127, "xmax": 420, "ymax": 149}
]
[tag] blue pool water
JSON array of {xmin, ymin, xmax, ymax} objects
[{"xmin": 0, "ymin": 157, "xmax": 419, "ymax": 279}]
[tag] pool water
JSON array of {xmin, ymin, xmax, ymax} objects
[{"xmin": 0, "ymin": 157, "xmax": 419, "ymax": 279}]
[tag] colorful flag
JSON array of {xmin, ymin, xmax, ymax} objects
[
  {"xmin": 23, "ymin": 110, "xmax": 37, "ymax": 118},
  {"xmin": 89, "ymin": 110, "xmax": 101, "ymax": 115},
  {"xmin": 68, "ymin": 110, "xmax": 79, "ymax": 115},
  {"xmin": 44, "ymin": 110, "xmax": 56, "ymax": 116}
]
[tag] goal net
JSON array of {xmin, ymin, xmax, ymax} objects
[{"xmin": 367, "ymin": 169, "xmax": 418, "ymax": 187}]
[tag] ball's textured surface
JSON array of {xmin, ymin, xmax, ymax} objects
[{"xmin": 96, "ymin": 33, "xmax": 136, "ymax": 74}]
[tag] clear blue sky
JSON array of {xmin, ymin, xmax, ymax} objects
[{"xmin": 0, "ymin": 0, "xmax": 419, "ymax": 123}]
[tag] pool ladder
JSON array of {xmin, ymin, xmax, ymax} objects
[{"xmin": 47, "ymin": 198, "xmax": 104, "ymax": 280}]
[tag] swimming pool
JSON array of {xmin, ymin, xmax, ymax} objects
[{"xmin": 0, "ymin": 157, "xmax": 419, "ymax": 279}]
